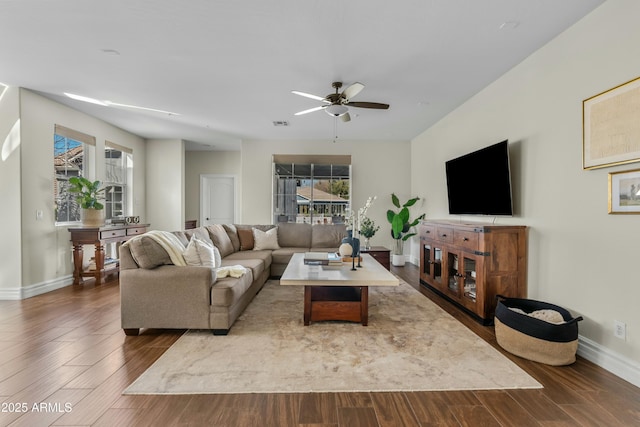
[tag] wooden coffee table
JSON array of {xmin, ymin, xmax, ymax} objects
[{"xmin": 280, "ymin": 253, "xmax": 399, "ymax": 326}]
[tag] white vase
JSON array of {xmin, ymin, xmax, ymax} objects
[{"xmin": 392, "ymin": 254, "xmax": 406, "ymax": 267}]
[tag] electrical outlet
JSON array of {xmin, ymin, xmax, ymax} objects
[{"xmin": 614, "ymin": 320, "xmax": 626, "ymax": 340}]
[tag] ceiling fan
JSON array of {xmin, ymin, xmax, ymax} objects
[{"xmin": 292, "ymin": 81, "xmax": 389, "ymax": 122}]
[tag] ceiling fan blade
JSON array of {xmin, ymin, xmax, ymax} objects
[
  {"xmin": 294, "ymin": 105, "xmax": 326, "ymax": 116},
  {"xmin": 291, "ymin": 90, "xmax": 329, "ymax": 103},
  {"xmin": 342, "ymin": 82, "xmax": 364, "ymax": 100},
  {"xmin": 340, "ymin": 112, "xmax": 351, "ymax": 122},
  {"xmin": 347, "ymin": 101, "xmax": 389, "ymax": 110}
]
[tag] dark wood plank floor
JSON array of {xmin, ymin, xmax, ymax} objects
[{"xmin": 1, "ymin": 264, "xmax": 638, "ymax": 426}]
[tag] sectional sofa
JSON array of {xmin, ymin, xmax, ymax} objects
[{"xmin": 119, "ymin": 222, "xmax": 347, "ymax": 335}]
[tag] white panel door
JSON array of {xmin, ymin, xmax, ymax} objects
[{"xmin": 201, "ymin": 175, "xmax": 236, "ymax": 226}]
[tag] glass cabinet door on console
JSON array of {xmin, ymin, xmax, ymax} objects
[
  {"xmin": 446, "ymin": 253, "xmax": 461, "ymax": 297},
  {"xmin": 462, "ymin": 256, "xmax": 477, "ymax": 302},
  {"xmin": 420, "ymin": 241, "xmax": 444, "ymax": 287},
  {"xmin": 420, "ymin": 243, "xmax": 431, "ymax": 283},
  {"xmin": 459, "ymin": 254, "xmax": 481, "ymax": 312},
  {"xmin": 432, "ymin": 247, "xmax": 443, "ymax": 286}
]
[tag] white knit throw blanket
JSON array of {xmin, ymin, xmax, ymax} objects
[{"xmin": 141, "ymin": 230, "xmax": 187, "ymax": 266}]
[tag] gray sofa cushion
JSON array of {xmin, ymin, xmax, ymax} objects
[
  {"xmin": 184, "ymin": 226, "xmax": 214, "ymax": 246},
  {"xmin": 271, "ymin": 247, "xmax": 308, "ymax": 265},
  {"xmin": 126, "ymin": 236, "xmax": 172, "ymax": 269},
  {"xmin": 224, "ymin": 250, "xmax": 272, "ymax": 280},
  {"xmin": 210, "ymin": 270, "xmax": 254, "ymax": 307},
  {"xmin": 278, "ymin": 222, "xmax": 312, "ymax": 248},
  {"xmin": 220, "ymin": 258, "xmax": 264, "ymax": 285},
  {"xmin": 224, "ymin": 249, "xmax": 272, "ymax": 267},
  {"xmin": 311, "ymin": 224, "xmax": 347, "ymax": 248},
  {"xmin": 206, "ymin": 224, "xmax": 235, "ymax": 258},
  {"xmin": 223, "ymin": 224, "xmax": 241, "ymax": 252}
]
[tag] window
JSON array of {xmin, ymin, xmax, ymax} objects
[
  {"xmin": 104, "ymin": 141, "xmax": 133, "ymax": 220},
  {"xmin": 272, "ymin": 155, "xmax": 351, "ymax": 224},
  {"xmin": 53, "ymin": 125, "xmax": 95, "ymax": 224}
]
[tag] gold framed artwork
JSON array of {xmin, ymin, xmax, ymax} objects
[
  {"xmin": 608, "ymin": 169, "xmax": 640, "ymax": 214},
  {"xmin": 583, "ymin": 76, "xmax": 640, "ymax": 170}
]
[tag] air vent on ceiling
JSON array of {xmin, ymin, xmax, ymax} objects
[{"xmin": 272, "ymin": 121, "xmax": 289, "ymax": 127}]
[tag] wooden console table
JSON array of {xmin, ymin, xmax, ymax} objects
[
  {"xmin": 360, "ymin": 246, "xmax": 391, "ymax": 270},
  {"xmin": 419, "ymin": 220, "xmax": 527, "ymax": 324},
  {"xmin": 68, "ymin": 224, "xmax": 149, "ymax": 285}
]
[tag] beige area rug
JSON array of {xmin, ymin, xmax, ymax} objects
[{"xmin": 124, "ymin": 280, "xmax": 541, "ymax": 394}]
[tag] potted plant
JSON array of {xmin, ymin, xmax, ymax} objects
[
  {"xmin": 359, "ymin": 217, "xmax": 379, "ymax": 250},
  {"xmin": 386, "ymin": 193, "xmax": 425, "ymax": 266},
  {"xmin": 68, "ymin": 176, "xmax": 105, "ymax": 227}
]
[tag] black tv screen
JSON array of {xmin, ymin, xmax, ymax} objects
[{"xmin": 445, "ymin": 140, "xmax": 513, "ymax": 216}]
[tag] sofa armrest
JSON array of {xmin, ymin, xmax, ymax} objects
[{"xmin": 120, "ymin": 265, "xmax": 215, "ymax": 330}]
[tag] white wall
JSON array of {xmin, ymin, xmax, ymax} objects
[
  {"xmin": 0, "ymin": 89, "xmax": 146, "ymax": 299},
  {"xmin": 240, "ymin": 139, "xmax": 413, "ymax": 252},
  {"xmin": 146, "ymin": 139, "xmax": 185, "ymax": 231},
  {"xmin": 0, "ymin": 87, "xmax": 22, "ymax": 297},
  {"xmin": 411, "ymin": 0, "xmax": 639, "ymax": 383},
  {"xmin": 184, "ymin": 150, "xmax": 241, "ymax": 225}
]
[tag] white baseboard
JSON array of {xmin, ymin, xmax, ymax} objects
[
  {"xmin": 0, "ymin": 275, "xmax": 74, "ymax": 300},
  {"xmin": 0, "ymin": 287, "xmax": 21, "ymax": 300},
  {"xmin": 577, "ymin": 335, "xmax": 640, "ymax": 388}
]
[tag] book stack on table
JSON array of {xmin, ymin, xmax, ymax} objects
[{"xmin": 303, "ymin": 252, "xmax": 343, "ymax": 266}]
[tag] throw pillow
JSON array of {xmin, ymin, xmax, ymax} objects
[
  {"xmin": 237, "ymin": 228, "xmax": 254, "ymax": 250},
  {"xmin": 252, "ymin": 226, "xmax": 280, "ymax": 250},
  {"xmin": 127, "ymin": 236, "xmax": 172, "ymax": 269},
  {"xmin": 205, "ymin": 224, "xmax": 235, "ymax": 258},
  {"xmin": 183, "ymin": 235, "xmax": 216, "ymax": 268},
  {"xmin": 184, "ymin": 227, "xmax": 214, "ymax": 247},
  {"xmin": 212, "ymin": 242, "xmax": 222, "ymax": 269},
  {"xmin": 223, "ymin": 224, "xmax": 241, "ymax": 252}
]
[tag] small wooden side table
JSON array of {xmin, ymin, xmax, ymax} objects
[
  {"xmin": 68, "ymin": 224, "xmax": 149, "ymax": 285},
  {"xmin": 360, "ymin": 246, "xmax": 391, "ymax": 270}
]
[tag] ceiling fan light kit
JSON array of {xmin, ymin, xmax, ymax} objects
[{"xmin": 325, "ymin": 104, "xmax": 348, "ymax": 117}]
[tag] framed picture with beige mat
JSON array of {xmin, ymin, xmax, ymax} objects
[{"xmin": 583, "ymin": 76, "xmax": 640, "ymax": 169}]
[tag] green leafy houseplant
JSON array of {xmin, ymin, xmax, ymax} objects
[
  {"xmin": 359, "ymin": 217, "xmax": 380, "ymax": 239},
  {"xmin": 386, "ymin": 193, "xmax": 425, "ymax": 259},
  {"xmin": 68, "ymin": 176, "xmax": 105, "ymax": 210}
]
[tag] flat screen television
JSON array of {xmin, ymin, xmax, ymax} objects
[{"xmin": 445, "ymin": 140, "xmax": 513, "ymax": 216}]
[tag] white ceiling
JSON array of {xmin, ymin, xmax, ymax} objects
[{"xmin": 1, "ymin": 0, "xmax": 604, "ymax": 151}]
